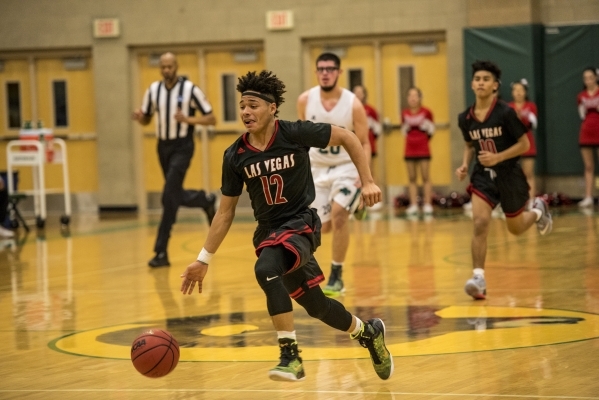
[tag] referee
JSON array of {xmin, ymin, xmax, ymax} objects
[{"xmin": 133, "ymin": 52, "xmax": 216, "ymax": 268}]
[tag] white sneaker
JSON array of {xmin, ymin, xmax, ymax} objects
[
  {"xmin": 462, "ymin": 201, "xmax": 472, "ymax": 211},
  {"xmin": 422, "ymin": 204, "xmax": 433, "ymax": 215},
  {"xmin": 578, "ymin": 197, "xmax": 594, "ymax": 208},
  {"xmin": 533, "ymin": 197, "xmax": 553, "ymax": 235},
  {"xmin": 464, "ymin": 274, "xmax": 486, "ymax": 300},
  {"xmin": 491, "ymin": 204, "xmax": 504, "ymax": 219},
  {"xmin": 0, "ymin": 226, "xmax": 14, "ymax": 238},
  {"xmin": 405, "ymin": 204, "xmax": 419, "ymax": 216}
]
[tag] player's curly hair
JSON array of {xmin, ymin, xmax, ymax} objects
[
  {"xmin": 237, "ymin": 70, "xmax": 286, "ymax": 117},
  {"xmin": 472, "ymin": 60, "xmax": 502, "ymax": 82}
]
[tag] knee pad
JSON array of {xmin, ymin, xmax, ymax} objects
[{"xmin": 254, "ymin": 246, "xmax": 293, "ymax": 316}]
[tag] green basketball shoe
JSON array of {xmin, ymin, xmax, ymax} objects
[
  {"xmin": 268, "ymin": 339, "xmax": 306, "ymax": 382},
  {"xmin": 351, "ymin": 318, "xmax": 394, "ymax": 380}
]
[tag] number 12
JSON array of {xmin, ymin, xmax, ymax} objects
[{"xmin": 260, "ymin": 174, "xmax": 288, "ymax": 205}]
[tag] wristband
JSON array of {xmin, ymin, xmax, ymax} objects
[{"xmin": 197, "ymin": 248, "xmax": 214, "ymax": 264}]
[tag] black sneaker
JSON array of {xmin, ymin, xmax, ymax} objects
[
  {"xmin": 203, "ymin": 194, "xmax": 217, "ymax": 226},
  {"xmin": 323, "ymin": 264, "xmax": 345, "ymax": 296},
  {"xmin": 351, "ymin": 318, "xmax": 394, "ymax": 380},
  {"xmin": 268, "ymin": 338, "xmax": 305, "ymax": 381},
  {"xmin": 148, "ymin": 252, "xmax": 170, "ymax": 268}
]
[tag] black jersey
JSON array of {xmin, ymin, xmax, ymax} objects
[
  {"xmin": 458, "ymin": 98, "xmax": 528, "ymax": 168},
  {"xmin": 221, "ymin": 120, "xmax": 331, "ymax": 225}
]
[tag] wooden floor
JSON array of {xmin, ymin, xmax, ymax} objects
[{"xmin": 1, "ymin": 205, "xmax": 598, "ymax": 399}]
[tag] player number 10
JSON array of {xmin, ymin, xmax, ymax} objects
[{"xmin": 478, "ymin": 139, "xmax": 497, "ymax": 154}]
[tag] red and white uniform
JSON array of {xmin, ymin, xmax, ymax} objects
[
  {"xmin": 508, "ymin": 101, "xmax": 538, "ymax": 157},
  {"xmin": 578, "ymin": 89, "xmax": 599, "ymax": 146},
  {"xmin": 364, "ymin": 103, "xmax": 381, "ymax": 156},
  {"xmin": 401, "ymin": 106, "xmax": 434, "ymax": 159}
]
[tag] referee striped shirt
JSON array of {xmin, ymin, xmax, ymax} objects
[{"xmin": 141, "ymin": 77, "xmax": 213, "ymax": 140}]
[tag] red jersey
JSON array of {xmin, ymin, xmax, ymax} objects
[
  {"xmin": 364, "ymin": 103, "xmax": 381, "ymax": 156},
  {"xmin": 578, "ymin": 89, "xmax": 599, "ymax": 146},
  {"xmin": 401, "ymin": 106, "xmax": 434, "ymax": 159},
  {"xmin": 508, "ymin": 101, "xmax": 538, "ymax": 157}
]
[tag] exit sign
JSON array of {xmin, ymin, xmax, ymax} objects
[
  {"xmin": 93, "ymin": 18, "xmax": 120, "ymax": 38},
  {"xmin": 266, "ymin": 10, "xmax": 294, "ymax": 30}
]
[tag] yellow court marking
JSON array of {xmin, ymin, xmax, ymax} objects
[
  {"xmin": 201, "ymin": 324, "xmax": 260, "ymax": 337},
  {"xmin": 50, "ymin": 306, "xmax": 599, "ymax": 362}
]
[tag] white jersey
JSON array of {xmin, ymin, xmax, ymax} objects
[{"xmin": 306, "ymin": 86, "xmax": 355, "ymax": 167}]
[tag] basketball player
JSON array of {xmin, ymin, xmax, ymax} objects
[
  {"xmin": 577, "ymin": 67, "xmax": 599, "ymax": 208},
  {"xmin": 401, "ymin": 87, "xmax": 435, "ymax": 217},
  {"xmin": 508, "ymin": 79, "xmax": 538, "ymax": 205},
  {"xmin": 297, "ymin": 53, "xmax": 371, "ymax": 296},
  {"xmin": 456, "ymin": 60, "xmax": 553, "ymax": 300},
  {"xmin": 180, "ymin": 71, "xmax": 393, "ymax": 382}
]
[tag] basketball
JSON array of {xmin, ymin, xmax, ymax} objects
[{"xmin": 131, "ymin": 329, "xmax": 180, "ymax": 378}]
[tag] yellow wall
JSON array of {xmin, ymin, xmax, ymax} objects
[
  {"xmin": 204, "ymin": 50, "xmax": 265, "ymax": 190},
  {"xmin": 0, "ymin": 59, "xmax": 32, "ymax": 135},
  {"xmin": 35, "ymin": 58, "xmax": 96, "ymax": 134},
  {"xmin": 1, "ymin": 57, "xmax": 98, "ymax": 194},
  {"xmin": 381, "ymin": 42, "xmax": 450, "ymax": 186}
]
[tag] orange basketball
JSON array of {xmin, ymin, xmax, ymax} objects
[{"xmin": 131, "ymin": 329, "xmax": 180, "ymax": 378}]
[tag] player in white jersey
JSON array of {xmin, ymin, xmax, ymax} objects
[{"xmin": 297, "ymin": 52, "xmax": 370, "ymax": 296}]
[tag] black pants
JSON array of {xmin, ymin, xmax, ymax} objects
[{"xmin": 154, "ymin": 138, "xmax": 211, "ymax": 254}]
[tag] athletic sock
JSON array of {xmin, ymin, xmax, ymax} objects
[
  {"xmin": 473, "ymin": 268, "xmax": 485, "ymax": 277},
  {"xmin": 349, "ymin": 316, "xmax": 364, "ymax": 337},
  {"xmin": 331, "ymin": 262, "xmax": 343, "ymax": 278},
  {"xmin": 277, "ymin": 330, "xmax": 297, "ymax": 341}
]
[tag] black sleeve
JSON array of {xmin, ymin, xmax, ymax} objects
[
  {"xmin": 285, "ymin": 120, "xmax": 332, "ymax": 148},
  {"xmin": 458, "ymin": 112, "xmax": 472, "ymax": 142},
  {"xmin": 220, "ymin": 150, "xmax": 244, "ymax": 197},
  {"xmin": 504, "ymin": 107, "xmax": 527, "ymax": 140}
]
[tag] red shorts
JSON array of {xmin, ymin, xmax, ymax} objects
[
  {"xmin": 522, "ymin": 131, "xmax": 536, "ymax": 157},
  {"xmin": 368, "ymin": 130, "xmax": 377, "ymax": 156},
  {"xmin": 580, "ymin": 114, "xmax": 599, "ymax": 146},
  {"xmin": 405, "ymin": 131, "xmax": 431, "ymax": 159}
]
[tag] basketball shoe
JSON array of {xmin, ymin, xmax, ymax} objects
[
  {"xmin": 422, "ymin": 203, "xmax": 434, "ymax": 215},
  {"xmin": 578, "ymin": 196, "xmax": 594, "ymax": 208},
  {"xmin": 268, "ymin": 338, "xmax": 305, "ymax": 382},
  {"xmin": 148, "ymin": 252, "xmax": 170, "ymax": 268},
  {"xmin": 351, "ymin": 318, "xmax": 394, "ymax": 380},
  {"xmin": 322, "ymin": 264, "xmax": 344, "ymax": 296},
  {"xmin": 405, "ymin": 204, "xmax": 419, "ymax": 216},
  {"xmin": 354, "ymin": 204, "xmax": 368, "ymax": 220},
  {"xmin": 465, "ymin": 274, "xmax": 486, "ymax": 300},
  {"xmin": 532, "ymin": 197, "xmax": 552, "ymax": 236},
  {"xmin": 203, "ymin": 193, "xmax": 217, "ymax": 226},
  {"xmin": 0, "ymin": 226, "xmax": 14, "ymax": 238}
]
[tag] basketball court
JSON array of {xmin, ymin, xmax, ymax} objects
[{"xmin": 1, "ymin": 207, "xmax": 598, "ymax": 399}]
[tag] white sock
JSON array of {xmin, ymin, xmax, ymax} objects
[
  {"xmin": 332, "ymin": 261, "xmax": 343, "ymax": 268},
  {"xmin": 277, "ymin": 330, "xmax": 296, "ymax": 341},
  {"xmin": 473, "ymin": 268, "xmax": 485, "ymax": 277},
  {"xmin": 531, "ymin": 208, "xmax": 542, "ymax": 222},
  {"xmin": 350, "ymin": 316, "xmax": 364, "ymax": 336}
]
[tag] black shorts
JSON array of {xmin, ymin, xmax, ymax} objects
[
  {"xmin": 253, "ymin": 208, "xmax": 324, "ymax": 299},
  {"xmin": 467, "ymin": 163, "xmax": 529, "ymax": 217}
]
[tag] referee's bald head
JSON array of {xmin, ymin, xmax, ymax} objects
[{"xmin": 159, "ymin": 52, "xmax": 178, "ymax": 82}]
